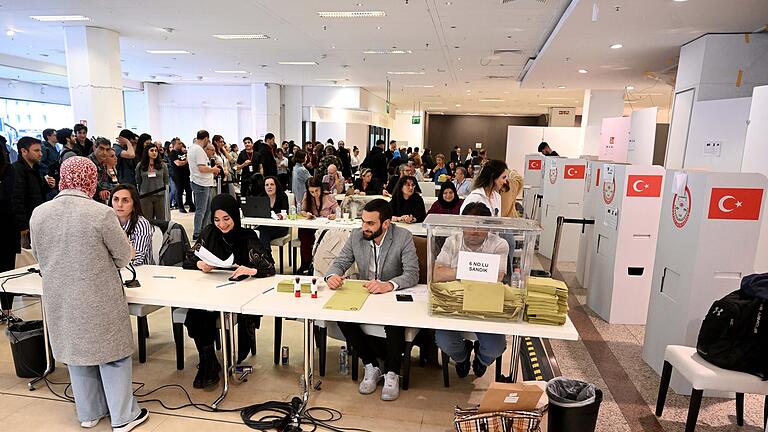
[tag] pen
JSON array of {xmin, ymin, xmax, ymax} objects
[
  {"xmin": 216, "ymin": 281, "xmax": 235, "ymax": 288},
  {"xmin": 262, "ymin": 287, "xmax": 275, "ymax": 294},
  {"xmin": 153, "ymin": 275, "xmax": 176, "ymax": 279}
]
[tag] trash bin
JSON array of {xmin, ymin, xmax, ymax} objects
[
  {"xmin": 546, "ymin": 377, "xmax": 603, "ymax": 432},
  {"xmin": 6, "ymin": 320, "xmax": 49, "ymax": 378}
]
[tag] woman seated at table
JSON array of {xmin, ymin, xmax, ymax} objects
[
  {"xmin": 183, "ymin": 194, "xmax": 276, "ymax": 389},
  {"xmin": 296, "ymin": 177, "xmax": 339, "ymax": 275},
  {"xmin": 390, "ymin": 175, "xmax": 426, "ymax": 224},
  {"xmin": 110, "ymin": 184, "xmax": 154, "ymax": 266},
  {"xmin": 257, "ymin": 176, "xmax": 290, "ymax": 251},
  {"xmin": 348, "ymin": 168, "xmax": 382, "ymax": 196},
  {"xmin": 428, "ymin": 181, "xmax": 463, "ymax": 215}
]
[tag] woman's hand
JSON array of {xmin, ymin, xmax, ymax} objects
[
  {"xmin": 276, "ymin": 212, "xmax": 286, "ymax": 220},
  {"xmin": 382, "ymin": 190, "xmax": 391, "ymax": 197},
  {"xmin": 359, "ymin": 191, "xmax": 366, "ymax": 196},
  {"xmin": 328, "ymin": 213, "xmax": 336, "ymax": 220},
  {"xmin": 232, "ymin": 265, "xmax": 257, "ymax": 278},
  {"xmin": 197, "ymin": 260, "xmax": 214, "ymax": 273},
  {"xmin": 302, "ymin": 212, "xmax": 315, "ymax": 220}
]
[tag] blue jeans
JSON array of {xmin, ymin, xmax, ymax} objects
[
  {"xmin": 435, "ymin": 331, "xmax": 506, "ymax": 366},
  {"xmin": 191, "ymin": 182, "xmax": 213, "ymax": 238},
  {"xmin": 169, "ymin": 178, "xmax": 177, "ymax": 207},
  {"xmin": 68, "ymin": 356, "xmax": 141, "ymax": 426}
]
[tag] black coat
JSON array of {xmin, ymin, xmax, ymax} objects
[
  {"xmin": 390, "ymin": 193, "xmax": 426, "ymax": 223},
  {"xmin": 361, "ymin": 147, "xmax": 388, "ymax": 184},
  {"xmin": 12, "ymin": 159, "xmax": 49, "ymax": 231},
  {"xmin": 338, "ymin": 147, "xmax": 352, "ymax": 178},
  {"xmin": 0, "ymin": 164, "xmax": 20, "ymax": 257}
]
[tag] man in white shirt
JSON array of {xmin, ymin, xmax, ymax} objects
[
  {"xmin": 453, "ymin": 166, "xmax": 472, "ymax": 197},
  {"xmin": 189, "ymin": 130, "xmax": 220, "ymax": 239}
]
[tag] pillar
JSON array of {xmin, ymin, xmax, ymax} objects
[
  {"xmin": 63, "ymin": 26, "xmax": 125, "ymax": 138},
  {"xmin": 283, "ymin": 85, "xmax": 303, "ymax": 143},
  {"xmin": 266, "ymin": 83, "xmax": 283, "ymax": 141},
  {"xmin": 579, "ymin": 89, "xmax": 624, "ymax": 156}
]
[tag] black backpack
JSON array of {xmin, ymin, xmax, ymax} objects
[{"xmin": 696, "ymin": 289, "xmax": 768, "ymax": 380}]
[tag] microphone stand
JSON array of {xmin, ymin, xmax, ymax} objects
[{"xmin": 124, "ymin": 264, "xmax": 141, "ymax": 288}]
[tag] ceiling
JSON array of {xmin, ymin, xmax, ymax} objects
[{"xmin": 0, "ymin": 0, "xmax": 765, "ymax": 116}]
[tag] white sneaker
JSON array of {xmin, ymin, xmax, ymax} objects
[
  {"xmin": 358, "ymin": 364, "xmax": 382, "ymax": 394},
  {"xmin": 112, "ymin": 408, "xmax": 149, "ymax": 432},
  {"xmin": 381, "ymin": 371, "xmax": 400, "ymax": 401},
  {"xmin": 81, "ymin": 415, "xmax": 108, "ymax": 428}
]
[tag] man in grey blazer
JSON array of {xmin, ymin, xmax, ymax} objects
[{"xmin": 325, "ymin": 199, "xmax": 419, "ymax": 401}]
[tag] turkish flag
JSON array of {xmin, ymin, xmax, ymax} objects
[
  {"xmin": 563, "ymin": 164, "xmax": 585, "ymax": 180},
  {"xmin": 626, "ymin": 175, "xmax": 663, "ymax": 197},
  {"xmin": 528, "ymin": 159, "xmax": 542, "ymax": 170},
  {"xmin": 707, "ymin": 188, "xmax": 764, "ymax": 220}
]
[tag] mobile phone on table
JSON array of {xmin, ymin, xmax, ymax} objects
[{"xmin": 396, "ymin": 294, "xmax": 413, "ymax": 302}]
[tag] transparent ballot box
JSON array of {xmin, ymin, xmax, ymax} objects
[{"xmin": 424, "ymin": 214, "xmax": 542, "ymax": 322}]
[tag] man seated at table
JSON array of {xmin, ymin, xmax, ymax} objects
[
  {"xmin": 324, "ymin": 199, "xmax": 419, "ymax": 401},
  {"xmin": 384, "ymin": 163, "xmax": 421, "ymax": 196},
  {"xmin": 321, "ymin": 163, "xmax": 345, "ymax": 194},
  {"xmin": 432, "ymin": 202, "xmax": 509, "ymax": 379}
]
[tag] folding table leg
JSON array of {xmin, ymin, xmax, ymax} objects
[
  {"xmin": 212, "ymin": 311, "xmax": 231, "ymax": 409},
  {"xmin": 29, "ymin": 303, "xmax": 54, "ymax": 391},
  {"xmin": 508, "ymin": 335, "xmax": 521, "ymax": 383}
]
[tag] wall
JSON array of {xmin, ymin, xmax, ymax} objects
[
  {"xmin": 0, "ymin": 78, "xmax": 70, "ymax": 105},
  {"xmin": 505, "ymin": 126, "xmax": 582, "ymax": 175},
  {"xmin": 391, "ymin": 111, "xmax": 424, "ymax": 151},
  {"xmin": 740, "ymin": 86, "xmax": 768, "ymax": 272},
  {"xmin": 425, "ymin": 114, "xmax": 544, "ymax": 161},
  {"xmin": 652, "ymin": 124, "xmax": 670, "ymax": 166},
  {"xmin": 682, "ymin": 96, "xmax": 751, "ymax": 171}
]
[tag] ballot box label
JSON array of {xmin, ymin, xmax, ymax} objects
[
  {"xmin": 457, "ymin": 251, "xmax": 501, "ymax": 283},
  {"xmin": 528, "ymin": 159, "xmax": 542, "ymax": 170},
  {"xmin": 707, "ymin": 188, "xmax": 764, "ymax": 221},
  {"xmin": 564, "ymin": 164, "xmax": 586, "ymax": 180},
  {"xmin": 603, "ymin": 178, "xmax": 616, "ymax": 205},
  {"xmin": 549, "ymin": 165, "xmax": 558, "ymax": 184},
  {"xmin": 627, "ymin": 175, "xmax": 663, "ymax": 198},
  {"xmin": 672, "ymin": 186, "xmax": 692, "ymax": 228}
]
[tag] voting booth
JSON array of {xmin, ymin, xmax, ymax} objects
[
  {"xmin": 576, "ymin": 160, "xmax": 607, "ymax": 287},
  {"xmin": 539, "ymin": 158, "xmax": 588, "ymax": 262},
  {"xmin": 585, "ymin": 164, "xmax": 665, "ymax": 324},
  {"xmin": 523, "ymin": 154, "xmax": 545, "ymax": 220},
  {"xmin": 642, "ymin": 170, "xmax": 767, "ymax": 394},
  {"xmin": 424, "ymin": 214, "xmax": 541, "ymax": 323}
]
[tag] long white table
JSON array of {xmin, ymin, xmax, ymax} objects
[
  {"xmin": 334, "ymin": 193, "xmax": 438, "ymax": 210},
  {"xmin": 241, "ymin": 216, "xmax": 428, "ymax": 236}
]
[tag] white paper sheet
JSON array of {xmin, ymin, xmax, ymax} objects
[
  {"xmin": 194, "ymin": 245, "xmax": 234, "ymax": 268},
  {"xmin": 672, "ymin": 172, "xmax": 688, "ymax": 195}
]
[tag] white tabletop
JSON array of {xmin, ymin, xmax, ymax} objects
[
  {"xmin": 242, "ymin": 276, "xmax": 579, "ymax": 341},
  {"xmin": 241, "ymin": 217, "xmax": 427, "ymax": 236}
]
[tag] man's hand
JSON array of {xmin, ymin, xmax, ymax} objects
[
  {"xmin": 364, "ymin": 280, "xmax": 394, "ymax": 294},
  {"xmin": 116, "ymin": 136, "xmax": 128, "ymax": 148},
  {"xmin": 197, "ymin": 260, "xmax": 214, "ymax": 273},
  {"xmin": 99, "ymin": 190, "xmax": 111, "ymax": 201},
  {"xmin": 243, "ymin": 160, "xmax": 251, "ymax": 166},
  {"xmin": 327, "ymin": 274, "xmax": 345, "ymax": 290},
  {"xmin": 212, "ymin": 166, "xmax": 221, "ymax": 176},
  {"xmin": 45, "ymin": 176, "xmax": 55, "ymax": 188}
]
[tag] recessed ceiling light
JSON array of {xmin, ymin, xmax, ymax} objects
[
  {"xmin": 213, "ymin": 34, "xmax": 270, "ymax": 40},
  {"xmin": 387, "ymin": 71, "xmax": 425, "ymax": 75},
  {"xmin": 457, "ymin": 57, "xmax": 462, "ymax": 61},
  {"xmin": 356, "ymin": 2, "xmax": 363, "ymax": 5},
  {"xmin": 278, "ymin": 61, "xmax": 319, "ymax": 65},
  {"xmin": 363, "ymin": 49, "xmax": 412, "ymax": 54},
  {"xmin": 377, "ymin": 26, "xmax": 382, "ymax": 30},
  {"xmin": 446, "ymin": 1, "xmax": 453, "ymax": 4},
  {"xmin": 5, "ymin": 29, "xmax": 16, "ymax": 37},
  {"xmin": 214, "ymin": 70, "xmax": 247, "ymax": 74},
  {"xmin": 480, "ymin": 98, "xmax": 504, "ymax": 102},
  {"xmin": 317, "ymin": 11, "xmax": 386, "ymax": 18},
  {"xmin": 538, "ymin": 103, "xmax": 565, "ymax": 106},
  {"xmin": 30, "ymin": 15, "xmax": 90, "ymax": 21},
  {"xmin": 672, "ymin": 0, "xmax": 687, "ymax": 2},
  {"xmin": 610, "ymin": 43, "xmax": 623, "ymax": 49},
  {"xmin": 146, "ymin": 50, "xmax": 190, "ymax": 54},
  {"xmin": 331, "ymin": 46, "xmax": 336, "ymax": 49},
  {"xmin": 455, "ymin": 104, "xmax": 462, "ymax": 107},
  {"xmin": 578, "ymin": 69, "xmax": 589, "ymax": 74},
  {"xmin": 625, "ymin": 85, "xmax": 635, "ymax": 90},
  {"xmin": 557, "ymin": 85, "xmax": 566, "ymax": 89},
  {"xmin": 404, "ymin": 85, "xmax": 435, "ymax": 88},
  {"xmin": 315, "ymin": 78, "xmax": 349, "ymax": 81},
  {"xmin": 459, "ymin": 68, "xmax": 463, "ymax": 71}
]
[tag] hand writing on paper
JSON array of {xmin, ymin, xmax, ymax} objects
[
  {"xmin": 364, "ymin": 280, "xmax": 394, "ymax": 294},
  {"xmin": 326, "ymin": 275, "xmax": 345, "ymax": 290}
]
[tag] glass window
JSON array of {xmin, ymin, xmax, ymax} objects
[{"xmin": 0, "ymin": 97, "xmax": 73, "ymax": 146}]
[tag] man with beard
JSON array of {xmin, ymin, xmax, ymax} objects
[{"xmin": 324, "ymin": 199, "xmax": 418, "ymax": 402}]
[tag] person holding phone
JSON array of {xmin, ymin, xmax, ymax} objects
[{"xmin": 182, "ymin": 194, "xmax": 275, "ymax": 388}]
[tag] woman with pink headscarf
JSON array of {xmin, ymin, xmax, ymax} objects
[{"xmin": 29, "ymin": 156, "xmax": 149, "ymax": 432}]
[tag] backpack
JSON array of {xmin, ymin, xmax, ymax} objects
[
  {"xmin": 150, "ymin": 220, "xmax": 190, "ymax": 266},
  {"xmin": 696, "ymin": 289, "xmax": 768, "ymax": 380}
]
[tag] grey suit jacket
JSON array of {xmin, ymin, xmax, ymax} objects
[{"xmin": 326, "ymin": 224, "xmax": 419, "ymax": 290}]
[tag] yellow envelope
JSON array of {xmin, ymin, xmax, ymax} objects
[
  {"xmin": 323, "ymin": 280, "xmax": 370, "ymax": 311},
  {"xmin": 462, "ymin": 280, "xmax": 504, "ymax": 313},
  {"xmin": 276, "ymin": 280, "xmax": 312, "ymax": 293}
]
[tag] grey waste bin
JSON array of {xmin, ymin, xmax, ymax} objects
[
  {"xmin": 546, "ymin": 377, "xmax": 602, "ymax": 432},
  {"xmin": 6, "ymin": 320, "xmax": 51, "ymax": 378}
]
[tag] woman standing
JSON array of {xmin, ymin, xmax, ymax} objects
[
  {"xmin": 460, "ymin": 159, "xmax": 508, "ymax": 217},
  {"xmin": 213, "ymin": 135, "xmax": 235, "ymax": 196},
  {"xmin": 135, "ymin": 145, "xmax": 169, "ymax": 221},
  {"xmin": 349, "ymin": 168, "xmax": 382, "ymax": 196},
  {"xmin": 183, "ymin": 194, "xmax": 275, "ymax": 386},
  {"xmin": 275, "ymin": 148, "xmax": 290, "ymax": 191},
  {"xmin": 297, "ymin": 177, "xmax": 338, "ymax": 275},
  {"xmin": 428, "ymin": 182, "xmax": 463, "ymax": 215},
  {"xmin": 500, "ymin": 170, "xmax": 524, "ymax": 218},
  {"xmin": 110, "ymin": 184, "xmax": 154, "ymax": 266},
  {"xmin": 29, "ymin": 156, "xmax": 149, "ymax": 431},
  {"xmin": 0, "ymin": 141, "xmax": 20, "ymax": 323},
  {"xmin": 291, "ymin": 150, "xmax": 311, "ymax": 207},
  {"xmin": 350, "ymin": 146, "xmax": 360, "ymax": 174},
  {"xmin": 257, "ymin": 176, "xmax": 290, "ymax": 250},
  {"xmin": 390, "ymin": 176, "xmax": 426, "ymax": 224}
]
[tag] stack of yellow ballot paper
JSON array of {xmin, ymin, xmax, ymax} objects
[
  {"xmin": 524, "ymin": 277, "xmax": 568, "ymax": 326},
  {"xmin": 429, "ymin": 280, "xmax": 525, "ymax": 322}
]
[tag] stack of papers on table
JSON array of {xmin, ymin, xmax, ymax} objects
[
  {"xmin": 524, "ymin": 277, "xmax": 568, "ymax": 326},
  {"xmin": 429, "ymin": 280, "xmax": 524, "ymax": 321},
  {"xmin": 323, "ymin": 280, "xmax": 370, "ymax": 311}
]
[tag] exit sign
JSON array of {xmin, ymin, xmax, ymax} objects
[{"xmin": 411, "ymin": 115, "xmax": 421, "ymax": 124}]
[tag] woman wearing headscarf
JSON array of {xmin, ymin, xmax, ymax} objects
[
  {"xmin": 29, "ymin": 156, "xmax": 149, "ymax": 431},
  {"xmin": 428, "ymin": 181, "xmax": 463, "ymax": 215},
  {"xmin": 183, "ymin": 194, "xmax": 276, "ymax": 389}
]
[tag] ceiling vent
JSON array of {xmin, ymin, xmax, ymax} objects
[
  {"xmin": 492, "ymin": 49, "xmax": 523, "ymax": 55},
  {"xmin": 485, "ymin": 75, "xmax": 518, "ymax": 80},
  {"xmin": 502, "ymin": 0, "xmax": 546, "ymax": 4}
]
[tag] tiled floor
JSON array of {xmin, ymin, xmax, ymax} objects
[{"xmin": 1, "ymin": 211, "xmax": 765, "ymax": 431}]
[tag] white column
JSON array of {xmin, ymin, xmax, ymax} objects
[
  {"xmin": 579, "ymin": 89, "xmax": 624, "ymax": 156},
  {"xmin": 63, "ymin": 26, "xmax": 125, "ymax": 138},
  {"xmin": 265, "ymin": 83, "xmax": 283, "ymax": 140},
  {"xmin": 250, "ymin": 83, "xmax": 267, "ymax": 139},
  {"xmin": 283, "ymin": 85, "xmax": 303, "ymax": 142}
]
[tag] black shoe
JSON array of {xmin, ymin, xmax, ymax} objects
[
  {"xmin": 112, "ymin": 408, "xmax": 149, "ymax": 432},
  {"xmin": 193, "ymin": 345, "xmax": 221, "ymax": 389},
  {"xmin": 237, "ymin": 319, "xmax": 257, "ymax": 363},
  {"xmin": 178, "ymin": 208, "xmax": 188, "ymax": 214},
  {"xmin": 454, "ymin": 340, "xmax": 473, "ymax": 378},
  {"xmin": 188, "ymin": 206, "xmax": 196, "ymax": 212},
  {"xmin": 471, "ymin": 341, "xmax": 488, "ymax": 378}
]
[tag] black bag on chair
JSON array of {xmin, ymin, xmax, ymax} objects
[{"xmin": 696, "ymin": 289, "xmax": 768, "ymax": 380}]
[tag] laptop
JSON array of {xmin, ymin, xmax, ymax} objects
[{"xmin": 240, "ymin": 196, "xmax": 272, "ymax": 218}]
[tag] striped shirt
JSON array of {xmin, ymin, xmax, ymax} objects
[{"xmin": 122, "ymin": 216, "xmax": 154, "ymax": 266}]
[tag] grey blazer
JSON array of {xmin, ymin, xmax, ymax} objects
[{"xmin": 326, "ymin": 224, "xmax": 419, "ymax": 290}]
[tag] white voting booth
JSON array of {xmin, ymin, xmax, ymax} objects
[
  {"xmin": 585, "ymin": 163, "xmax": 665, "ymax": 324},
  {"xmin": 576, "ymin": 160, "xmax": 607, "ymax": 287},
  {"xmin": 642, "ymin": 170, "xmax": 767, "ymax": 394},
  {"xmin": 523, "ymin": 154, "xmax": 545, "ymax": 219},
  {"xmin": 539, "ymin": 158, "xmax": 587, "ymax": 262}
]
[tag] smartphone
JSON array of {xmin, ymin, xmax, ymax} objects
[
  {"xmin": 228, "ymin": 274, "xmax": 250, "ymax": 282},
  {"xmin": 396, "ymin": 294, "xmax": 413, "ymax": 302}
]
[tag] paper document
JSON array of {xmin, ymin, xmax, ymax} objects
[
  {"xmin": 462, "ymin": 281, "xmax": 505, "ymax": 313},
  {"xmin": 323, "ymin": 280, "xmax": 370, "ymax": 311},
  {"xmin": 194, "ymin": 245, "xmax": 234, "ymax": 269},
  {"xmin": 276, "ymin": 280, "xmax": 311, "ymax": 293}
]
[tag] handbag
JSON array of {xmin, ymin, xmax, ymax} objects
[{"xmin": 453, "ymin": 405, "xmax": 545, "ymax": 432}]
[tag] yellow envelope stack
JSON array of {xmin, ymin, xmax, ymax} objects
[
  {"xmin": 429, "ymin": 280, "xmax": 525, "ymax": 322},
  {"xmin": 524, "ymin": 277, "xmax": 568, "ymax": 326}
]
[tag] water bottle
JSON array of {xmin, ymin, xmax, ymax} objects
[
  {"xmin": 335, "ymin": 206, "xmax": 342, "ymax": 220},
  {"xmin": 289, "ymin": 204, "xmax": 297, "ymax": 220},
  {"xmin": 339, "ymin": 346, "xmax": 349, "ymax": 375},
  {"xmin": 511, "ymin": 268, "xmax": 521, "ymax": 289}
]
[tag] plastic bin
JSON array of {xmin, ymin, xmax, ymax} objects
[
  {"xmin": 546, "ymin": 378, "xmax": 602, "ymax": 432},
  {"xmin": 6, "ymin": 320, "xmax": 50, "ymax": 378}
]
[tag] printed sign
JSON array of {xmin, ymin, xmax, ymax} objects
[
  {"xmin": 528, "ymin": 159, "xmax": 542, "ymax": 170},
  {"xmin": 707, "ymin": 188, "xmax": 764, "ymax": 221},
  {"xmin": 603, "ymin": 178, "xmax": 616, "ymax": 205},
  {"xmin": 626, "ymin": 175, "xmax": 663, "ymax": 198},
  {"xmin": 672, "ymin": 186, "xmax": 692, "ymax": 229},
  {"xmin": 549, "ymin": 163, "xmax": 558, "ymax": 184},
  {"xmin": 563, "ymin": 164, "xmax": 585, "ymax": 180},
  {"xmin": 605, "ymin": 206, "xmax": 619, "ymax": 230},
  {"xmin": 456, "ymin": 251, "xmax": 501, "ymax": 283}
]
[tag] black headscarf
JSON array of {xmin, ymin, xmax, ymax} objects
[
  {"xmin": 205, "ymin": 194, "xmax": 259, "ymax": 260},
  {"xmin": 437, "ymin": 181, "xmax": 460, "ymax": 210}
]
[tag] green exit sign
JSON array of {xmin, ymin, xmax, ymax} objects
[{"xmin": 411, "ymin": 116, "xmax": 421, "ymax": 124}]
